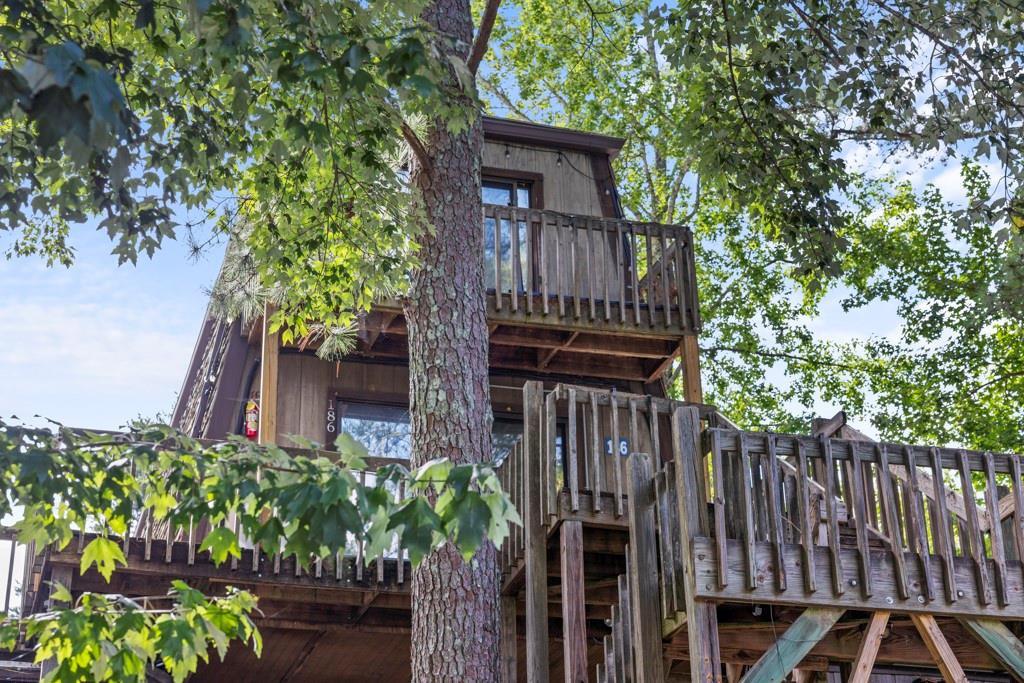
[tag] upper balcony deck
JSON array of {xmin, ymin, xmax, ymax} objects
[{"xmin": 368, "ymin": 204, "xmax": 701, "ymax": 383}]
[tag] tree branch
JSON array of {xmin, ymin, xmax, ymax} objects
[
  {"xmin": 478, "ymin": 75, "xmax": 534, "ymax": 121},
  {"xmin": 467, "ymin": 0, "xmax": 502, "ymax": 75},
  {"xmin": 401, "ymin": 121, "xmax": 431, "ymax": 171}
]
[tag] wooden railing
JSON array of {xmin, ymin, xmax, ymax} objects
[
  {"xmin": 31, "ymin": 456, "xmax": 414, "ymax": 591},
  {"xmin": 483, "ymin": 205, "xmax": 700, "ymax": 335},
  {"xmin": 694, "ymin": 428, "xmax": 1024, "ymax": 618}
]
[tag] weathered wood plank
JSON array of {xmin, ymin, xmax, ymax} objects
[
  {"xmin": 911, "ymin": 613, "xmax": 968, "ymax": 683},
  {"xmin": 501, "ymin": 595, "xmax": 517, "ymax": 683},
  {"xmin": 957, "ymin": 449, "xmax": 991, "ymax": 605},
  {"xmin": 671, "ymin": 406, "xmax": 722, "ymax": 683},
  {"xmin": 764, "ymin": 435, "xmax": 787, "ymax": 592},
  {"xmin": 876, "ymin": 445, "xmax": 909, "ymax": 599},
  {"xmin": 627, "ymin": 454, "xmax": 665, "ymax": 683},
  {"xmin": 693, "ymin": 537, "xmax": 1024, "ymax": 619},
  {"xmin": 983, "ymin": 451, "xmax": 1009, "ymax": 606},
  {"xmin": 849, "ymin": 611, "xmax": 889, "ymax": 683},
  {"xmin": 794, "ymin": 441, "xmax": 816, "ymax": 594},
  {"xmin": 739, "ymin": 607, "xmax": 844, "ymax": 683},
  {"xmin": 958, "ymin": 617, "xmax": 1024, "ymax": 682},
  {"xmin": 560, "ymin": 521, "xmax": 589, "ymax": 683},
  {"xmin": 523, "ymin": 381, "xmax": 550, "ymax": 683}
]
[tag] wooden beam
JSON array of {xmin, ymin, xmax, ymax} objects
[
  {"xmin": 910, "ymin": 614, "xmax": 967, "ymax": 683},
  {"xmin": 680, "ymin": 335, "xmax": 702, "ymax": 403},
  {"xmin": 259, "ymin": 302, "xmax": 279, "ymax": 445},
  {"xmin": 849, "ymin": 611, "xmax": 889, "ymax": 683},
  {"xmin": 279, "ymin": 630, "xmax": 325, "ymax": 682},
  {"xmin": 501, "ymin": 595, "xmax": 518, "ymax": 683},
  {"xmin": 523, "ymin": 381, "xmax": 550, "ymax": 683},
  {"xmin": 560, "ymin": 521, "xmax": 588, "ymax": 683},
  {"xmin": 626, "ymin": 454, "xmax": 665, "ymax": 683},
  {"xmin": 958, "ymin": 617, "xmax": 1024, "ymax": 682},
  {"xmin": 739, "ymin": 607, "xmax": 844, "ymax": 683},
  {"xmin": 671, "ymin": 406, "xmax": 720, "ymax": 683}
]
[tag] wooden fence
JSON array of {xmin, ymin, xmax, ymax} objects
[{"xmin": 483, "ymin": 205, "xmax": 701, "ymax": 335}]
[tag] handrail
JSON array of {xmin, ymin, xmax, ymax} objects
[{"xmin": 482, "ymin": 204, "xmax": 701, "ymax": 334}]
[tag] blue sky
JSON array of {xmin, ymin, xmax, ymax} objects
[{"xmin": 0, "ymin": 225, "xmax": 224, "ymax": 429}]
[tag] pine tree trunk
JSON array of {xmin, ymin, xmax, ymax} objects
[{"xmin": 404, "ymin": 0, "xmax": 500, "ymax": 679}]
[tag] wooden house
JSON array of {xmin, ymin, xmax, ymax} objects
[{"xmin": 9, "ymin": 118, "xmax": 1024, "ymax": 682}]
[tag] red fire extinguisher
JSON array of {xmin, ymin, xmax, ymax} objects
[{"xmin": 244, "ymin": 398, "xmax": 259, "ymax": 440}]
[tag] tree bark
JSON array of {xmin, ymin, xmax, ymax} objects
[{"xmin": 404, "ymin": 0, "xmax": 500, "ymax": 679}]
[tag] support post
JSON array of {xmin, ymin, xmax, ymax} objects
[
  {"xmin": 849, "ymin": 611, "xmax": 889, "ymax": 683},
  {"xmin": 671, "ymin": 406, "xmax": 720, "ymax": 683},
  {"xmin": 523, "ymin": 381, "xmax": 550, "ymax": 683},
  {"xmin": 258, "ymin": 302, "xmax": 279, "ymax": 445},
  {"xmin": 680, "ymin": 335, "xmax": 703, "ymax": 404},
  {"xmin": 560, "ymin": 521, "xmax": 588, "ymax": 683},
  {"xmin": 910, "ymin": 614, "xmax": 967, "ymax": 683},
  {"xmin": 957, "ymin": 617, "xmax": 1024, "ymax": 682},
  {"xmin": 740, "ymin": 607, "xmax": 845, "ymax": 683},
  {"xmin": 626, "ymin": 454, "xmax": 665, "ymax": 683},
  {"xmin": 38, "ymin": 565, "xmax": 73, "ymax": 680},
  {"xmin": 501, "ymin": 595, "xmax": 518, "ymax": 683}
]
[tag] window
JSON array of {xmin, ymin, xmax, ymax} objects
[
  {"xmin": 336, "ymin": 400, "xmax": 527, "ymax": 461},
  {"xmin": 483, "ymin": 177, "xmax": 532, "ymax": 295},
  {"xmin": 339, "ymin": 402, "xmax": 412, "ymax": 459}
]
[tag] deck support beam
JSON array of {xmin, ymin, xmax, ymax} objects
[
  {"xmin": 626, "ymin": 454, "xmax": 665, "ymax": 683},
  {"xmin": 500, "ymin": 596, "xmax": 518, "ymax": 683},
  {"xmin": 523, "ymin": 381, "xmax": 550, "ymax": 683},
  {"xmin": 740, "ymin": 607, "xmax": 845, "ymax": 683},
  {"xmin": 911, "ymin": 614, "xmax": 967, "ymax": 682},
  {"xmin": 560, "ymin": 521, "xmax": 589, "ymax": 683},
  {"xmin": 680, "ymin": 335, "xmax": 702, "ymax": 403},
  {"xmin": 672, "ymin": 405, "xmax": 720, "ymax": 682},
  {"xmin": 958, "ymin": 617, "xmax": 1024, "ymax": 682},
  {"xmin": 849, "ymin": 611, "xmax": 889, "ymax": 683}
]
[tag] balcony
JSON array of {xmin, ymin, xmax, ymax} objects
[
  {"xmin": 366, "ymin": 206, "xmax": 701, "ymax": 382},
  {"xmin": 479, "ymin": 204, "xmax": 700, "ymax": 337}
]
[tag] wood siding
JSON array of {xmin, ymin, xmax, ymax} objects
[{"xmin": 482, "ymin": 142, "xmax": 604, "ymax": 217}]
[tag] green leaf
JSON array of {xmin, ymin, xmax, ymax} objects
[
  {"xmin": 80, "ymin": 537, "xmax": 127, "ymax": 582},
  {"xmin": 198, "ymin": 527, "xmax": 241, "ymax": 565}
]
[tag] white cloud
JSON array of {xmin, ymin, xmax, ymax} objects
[{"xmin": 0, "ymin": 234, "xmax": 221, "ymax": 430}]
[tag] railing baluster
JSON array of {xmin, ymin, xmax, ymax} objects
[
  {"xmin": 876, "ymin": 444, "xmax": 909, "ymax": 599},
  {"xmin": 795, "ymin": 439, "xmax": 817, "ymax": 593},
  {"xmin": 929, "ymin": 447, "xmax": 958, "ymax": 602},
  {"xmin": 602, "ymin": 222, "xmax": 612, "ymax": 322},
  {"xmin": 611, "ymin": 390, "xmax": 624, "ymax": 517},
  {"xmin": 523, "ymin": 209, "xmax": 533, "ymax": 316},
  {"xmin": 630, "ymin": 224, "xmax": 641, "ymax": 326},
  {"xmin": 1011, "ymin": 454, "xmax": 1024, "ymax": 564},
  {"xmin": 957, "ymin": 449, "xmax": 991, "ymax": 604},
  {"xmin": 510, "ymin": 208, "xmax": 520, "ymax": 314},
  {"xmin": 616, "ymin": 221, "xmax": 626, "ymax": 324},
  {"xmin": 492, "ymin": 207, "xmax": 501, "ymax": 311},
  {"xmin": 643, "ymin": 224, "xmax": 655, "ymax": 328},
  {"xmin": 539, "ymin": 212, "xmax": 549, "ymax": 316},
  {"xmin": 764, "ymin": 434, "xmax": 787, "ymax": 592},
  {"xmin": 545, "ymin": 388, "xmax": 559, "ymax": 524},
  {"xmin": 710, "ymin": 430, "xmax": 728, "ymax": 588},
  {"xmin": 567, "ymin": 387, "xmax": 580, "ymax": 512},
  {"xmin": 646, "ymin": 396, "xmax": 660, "ymax": 464},
  {"xmin": 982, "ymin": 451, "xmax": 1008, "ymax": 606},
  {"xmin": 571, "ymin": 217, "xmax": 582, "ymax": 320},
  {"xmin": 586, "ymin": 219, "xmax": 597, "ymax": 321},
  {"xmin": 848, "ymin": 441, "xmax": 873, "ymax": 597},
  {"xmin": 556, "ymin": 216, "xmax": 566, "ymax": 319},
  {"xmin": 904, "ymin": 446, "xmax": 934, "ymax": 602},
  {"xmin": 590, "ymin": 391, "xmax": 603, "ymax": 512},
  {"xmin": 820, "ymin": 436, "xmax": 845, "ymax": 595},
  {"xmin": 357, "ymin": 469, "xmax": 366, "ymax": 581},
  {"xmin": 738, "ymin": 434, "xmax": 758, "ymax": 589},
  {"xmin": 674, "ymin": 234, "xmax": 687, "ymax": 331},
  {"xmin": 659, "ymin": 225, "xmax": 671, "ymax": 329}
]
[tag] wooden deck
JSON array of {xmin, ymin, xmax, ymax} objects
[{"xmin": 500, "ymin": 382, "xmax": 1024, "ymax": 682}]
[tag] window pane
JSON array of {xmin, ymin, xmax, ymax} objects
[
  {"xmin": 516, "ymin": 186, "xmax": 531, "ymax": 209},
  {"xmin": 483, "ymin": 181, "xmax": 513, "ymax": 206},
  {"xmin": 341, "ymin": 403, "xmax": 411, "ymax": 459}
]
